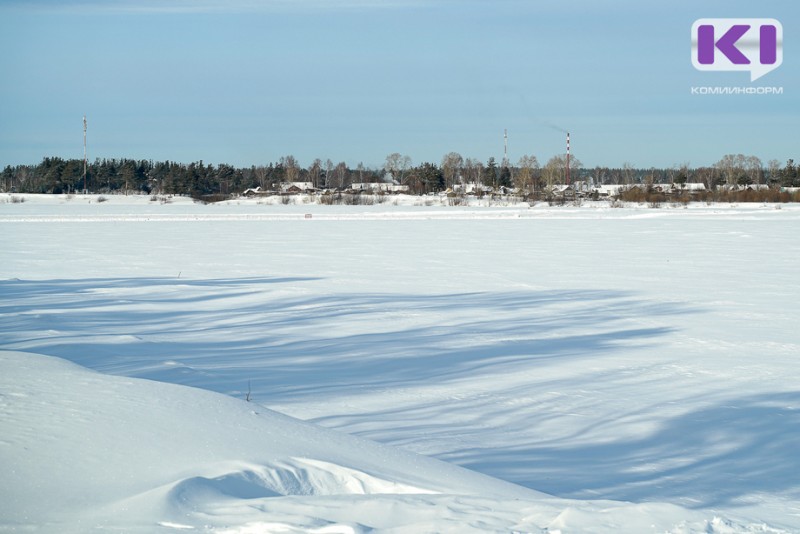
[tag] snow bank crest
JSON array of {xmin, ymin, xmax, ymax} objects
[{"xmin": 167, "ymin": 458, "xmax": 438, "ymax": 505}]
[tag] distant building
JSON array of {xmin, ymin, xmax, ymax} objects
[
  {"xmin": 280, "ymin": 182, "xmax": 315, "ymax": 194},
  {"xmin": 349, "ymin": 183, "xmax": 409, "ymax": 193},
  {"xmin": 717, "ymin": 183, "xmax": 768, "ymax": 192},
  {"xmin": 242, "ymin": 186, "xmax": 270, "ymax": 197},
  {"xmin": 745, "ymin": 184, "xmax": 769, "ymax": 191},
  {"xmin": 592, "ymin": 185, "xmax": 626, "ymax": 198},
  {"xmin": 672, "ymin": 183, "xmax": 707, "ymax": 193},
  {"xmin": 453, "ymin": 183, "xmax": 492, "ymax": 194}
]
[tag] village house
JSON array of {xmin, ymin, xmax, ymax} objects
[
  {"xmin": 453, "ymin": 183, "xmax": 493, "ymax": 195},
  {"xmin": 242, "ymin": 186, "xmax": 271, "ymax": 197},
  {"xmin": 280, "ymin": 182, "xmax": 315, "ymax": 194},
  {"xmin": 349, "ymin": 183, "xmax": 409, "ymax": 193}
]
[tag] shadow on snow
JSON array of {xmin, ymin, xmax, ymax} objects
[
  {"xmin": 447, "ymin": 390, "xmax": 800, "ymax": 509},
  {"xmin": 5, "ymin": 277, "xmax": 792, "ymax": 508},
  {"xmin": 0, "ymin": 276, "xmax": 681, "ymax": 397}
]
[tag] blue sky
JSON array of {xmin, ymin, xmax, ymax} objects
[{"xmin": 0, "ymin": 0, "xmax": 797, "ymax": 169}]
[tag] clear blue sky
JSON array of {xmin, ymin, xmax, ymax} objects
[{"xmin": 0, "ymin": 0, "xmax": 797, "ymax": 170}]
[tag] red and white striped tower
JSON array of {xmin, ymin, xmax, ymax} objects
[
  {"xmin": 83, "ymin": 115, "xmax": 87, "ymax": 193},
  {"xmin": 566, "ymin": 131, "xmax": 570, "ymax": 186}
]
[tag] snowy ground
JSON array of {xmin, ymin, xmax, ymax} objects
[{"xmin": 1, "ymin": 194, "xmax": 799, "ymax": 532}]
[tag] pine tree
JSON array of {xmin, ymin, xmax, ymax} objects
[
  {"xmin": 499, "ymin": 165, "xmax": 511, "ymax": 188},
  {"xmin": 483, "ymin": 157, "xmax": 498, "ymax": 188},
  {"xmin": 2, "ymin": 165, "xmax": 13, "ymax": 192},
  {"xmin": 784, "ymin": 159, "xmax": 797, "ymax": 186}
]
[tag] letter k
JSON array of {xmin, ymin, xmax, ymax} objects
[{"xmin": 698, "ymin": 24, "xmax": 750, "ymax": 64}]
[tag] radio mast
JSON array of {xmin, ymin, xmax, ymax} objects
[
  {"xmin": 82, "ymin": 115, "xmax": 88, "ymax": 193},
  {"xmin": 502, "ymin": 129, "xmax": 509, "ymax": 168},
  {"xmin": 566, "ymin": 131, "xmax": 570, "ymax": 186}
]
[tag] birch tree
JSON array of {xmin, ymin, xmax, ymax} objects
[
  {"xmin": 515, "ymin": 154, "xmax": 539, "ymax": 193},
  {"xmin": 543, "ymin": 154, "xmax": 583, "ymax": 189},
  {"xmin": 281, "ymin": 155, "xmax": 300, "ymax": 183},
  {"xmin": 767, "ymin": 159, "xmax": 781, "ymax": 185},
  {"xmin": 745, "ymin": 156, "xmax": 763, "ymax": 185},
  {"xmin": 441, "ymin": 152, "xmax": 463, "ymax": 190},
  {"xmin": 308, "ymin": 159, "xmax": 322, "ymax": 189},
  {"xmin": 384, "ymin": 153, "xmax": 412, "ymax": 184},
  {"xmin": 715, "ymin": 154, "xmax": 747, "ymax": 186}
]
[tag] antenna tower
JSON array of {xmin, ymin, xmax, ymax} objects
[
  {"xmin": 502, "ymin": 129, "xmax": 509, "ymax": 168},
  {"xmin": 82, "ymin": 115, "xmax": 88, "ymax": 193},
  {"xmin": 566, "ymin": 131, "xmax": 570, "ymax": 186}
]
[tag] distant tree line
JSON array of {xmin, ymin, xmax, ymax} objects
[{"xmin": 2, "ymin": 153, "xmax": 798, "ymax": 197}]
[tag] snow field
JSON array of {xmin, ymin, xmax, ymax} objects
[{"xmin": 1, "ymin": 194, "xmax": 799, "ymax": 532}]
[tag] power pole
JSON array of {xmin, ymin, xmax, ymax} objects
[{"xmin": 82, "ymin": 115, "xmax": 88, "ymax": 193}]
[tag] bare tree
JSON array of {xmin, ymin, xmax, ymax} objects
[
  {"xmin": 593, "ymin": 166, "xmax": 608, "ymax": 185},
  {"xmin": 719, "ymin": 154, "xmax": 761, "ymax": 185},
  {"xmin": 474, "ymin": 161, "xmax": 485, "ymax": 188},
  {"xmin": 694, "ymin": 166, "xmax": 716, "ymax": 189},
  {"xmin": 325, "ymin": 159, "xmax": 334, "ymax": 189},
  {"xmin": 716, "ymin": 154, "xmax": 747, "ymax": 186},
  {"xmin": 643, "ymin": 167, "xmax": 657, "ymax": 186},
  {"xmin": 281, "ymin": 155, "xmax": 300, "ymax": 183},
  {"xmin": 622, "ymin": 161, "xmax": 634, "ymax": 185},
  {"xmin": 542, "ymin": 157, "xmax": 560, "ymax": 189},
  {"xmin": 252, "ymin": 165, "xmax": 268, "ymax": 189},
  {"xmin": 515, "ymin": 154, "xmax": 539, "ymax": 193},
  {"xmin": 308, "ymin": 159, "xmax": 322, "ymax": 189},
  {"xmin": 440, "ymin": 152, "xmax": 463, "ymax": 190},
  {"xmin": 767, "ymin": 159, "xmax": 782, "ymax": 185},
  {"xmin": 745, "ymin": 155, "xmax": 763, "ymax": 185},
  {"xmin": 333, "ymin": 161, "xmax": 348, "ymax": 189},
  {"xmin": 384, "ymin": 153, "xmax": 412, "ymax": 184},
  {"xmin": 462, "ymin": 158, "xmax": 482, "ymax": 188},
  {"xmin": 16, "ymin": 166, "xmax": 31, "ymax": 191},
  {"xmin": 543, "ymin": 154, "xmax": 583, "ymax": 189}
]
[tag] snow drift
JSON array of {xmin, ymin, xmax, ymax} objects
[
  {"xmin": 2, "ymin": 351, "xmax": 784, "ymax": 533},
  {"xmin": 0, "ymin": 350, "xmax": 545, "ymax": 532}
]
